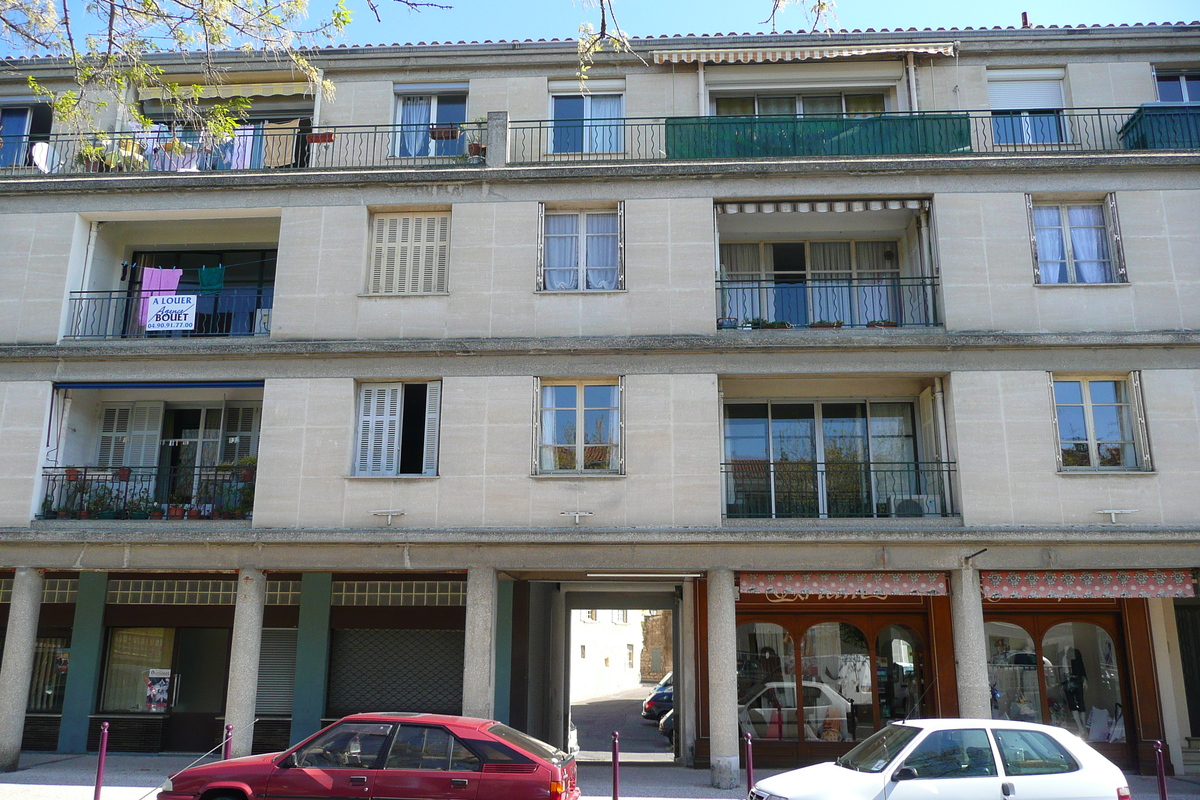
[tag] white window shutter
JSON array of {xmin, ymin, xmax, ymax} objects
[
  {"xmin": 1025, "ymin": 194, "xmax": 1041, "ymax": 284},
  {"xmin": 422, "ymin": 381, "xmax": 442, "ymax": 476},
  {"xmin": 617, "ymin": 200, "xmax": 626, "ymax": 289},
  {"xmin": 97, "ymin": 405, "xmax": 132, "ymax": 468},
  {"xmin": 222, "ymin": 405, "xmax": 261, "ymax": 462},
  {"xmin": 1129, "ymin": 371, "xmax": 1152, "ymax": 470},
  {"xmin": 1106, "ymin": 193, "xmax": 1127, "ymax": 282},
  {"xmin": 537, "ymin": 203, "xmax": 546, "ymax": 291},
  {"xmin": 411, "ymin": 214, "xmax": 450, "ymax": 294},
  {"xmin": 1046, "ymin": 373, "xmax": 1063, "ymax": 471},
  {"xmin": 531, "ymin": 377, "xmax": 542, "ymax": 474},
  {"xmin": 617, "ymin": 376, "xmax": 626, "ymax": 475},
  {"xmin": 126, "ymin": 402, "xmax": 164, "ymax": 468},
  {"xmin": 368, "ymin": 215, "xmax": 401, "ymax": 294},
  {"xmin": 357, "ymin": 384, "xmax": 402, "ymax": 476}
]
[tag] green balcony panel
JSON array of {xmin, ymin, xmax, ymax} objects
[{"xmin": 1120, "ymin": 104, "xmax": 1200, "ymax": 150}]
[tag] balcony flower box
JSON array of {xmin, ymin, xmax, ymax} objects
[
  {"xmin": 306, "ymin": 132, "xmax": 336, "ymax": 144},
  {"xmin": 809, "ymin": 320, "xmax": 844, "ymax": 329},
  {"xmin": 717, "ymin": 317, "xmax": 739, "ymax": 330},
  {"xmin": 429, "ymin": 125, "xmax": 460, "ymax": 141},
  {"xmin": 467, "ymin": 142, "xmax": 487, "ymax": 158},
  {"xmin": 867, "ymin": 320, "xmax": 898, "ymax": 328}
]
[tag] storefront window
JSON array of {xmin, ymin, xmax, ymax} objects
[
  {"xmin": 800, "ymin": 622, "xmax": 873, "ymax": 742},
  {"xmin": 27, "ymin": 634, "xmax": 71, "ymax": 713},
  {"xmin": 1043, "ymin": 623, "xmax": 1124, "ymax": 743},
  {"xmin": 736, "ymin": 622, "xmax": 797, "ymax": 740},
  {"xmin": 101, "ymin": 627, "xmax": 174, "ymax": 712},
  {"xmin": 876, "ymin": 625, "xmax": 924, "ymax": 724},
  {"xmin": 986, "ymin": 621, "xmax": 1041, "ymax": 723}
]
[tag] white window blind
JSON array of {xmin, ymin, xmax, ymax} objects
[
  {"xmin": 355, "ymin": 381, "xmax": 442, "ymax": 477},
  {"xmin": 222, "ymin": 406, "xmax": 261, "ymax": 462},
  {"xmin": 98, "ymin": 402, "xmax": 163, "ymax": 468},
  {"xmin": 368, "ymin": 213, "xmax": 450, "ymax": 295},
  {"xmin": 987, "ymin": 79, "xmax": 1064, "ymax": 110}
]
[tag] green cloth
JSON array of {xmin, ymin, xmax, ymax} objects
[{"xmin": 198, "ymin": 265, "xmax": 226, "ymax": 295}]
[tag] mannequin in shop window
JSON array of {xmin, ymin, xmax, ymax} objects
[{"xmin": 1062, "ymin": 647, "xmax": 1088, "ymax": 734}]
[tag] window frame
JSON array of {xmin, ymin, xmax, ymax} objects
[
  {"xmin": 549, "ymin": 93, "xmax": 624, "ymax": 154},
  {"xmin": 709, "ymin": 92, "xmax": 888, "ymax": 117},
  {"xmin": 537, "ymin": 203, "xmax": 625, "ymax": 292},
  {"xmin": 532, "ymin": 377, "xmax": 625, "ymax": 476},
  {"xmin": 353, "ymin": 381, "xmax": 442, "ymax": 478},
  {"xmin": 1047, "ymin": 372, "xmax": 1152, "ymax": 473},
  {"xmin": 392, "ymin": 92, "xmax": 469, "ymax": 158},
  {"xmin": 1154, "ymin": 72, "xmax": 1200, "ymax": 103},
  {"xmin": 987, "ymin": 72, "xmax": 1066, "ymax": 145},
  {"xmin": 1025, "ymin": 195, "xmax": 1126, "ymax": 285}
]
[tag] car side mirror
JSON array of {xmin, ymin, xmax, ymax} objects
[
  {"xmin": 279, "ymin": 753, "xmax": 296, "ymax": 769},
  {"xmin": 892, "ymin": 766, "xmax": 919, "ymax": 782}
]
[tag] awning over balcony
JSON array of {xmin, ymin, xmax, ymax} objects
[
  {"xmin": 739, "ymin": 571, "xmax": 949, "ymax": 596},
  {"xmin": 717, "ymin": 199, "xmax": 927, "ymax": 214},
  {"xmin": 981, "ymin": 570, "xmax": 1195, "ymax": 599},
  {"xmin": 653, "ymin": 42, "xmax": 957, "ymax": 65},
  {"xmin": 137, "ymin": 81, "xmax": 314, "ymax": 101}
]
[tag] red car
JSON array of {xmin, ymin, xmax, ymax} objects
[{"xmin": 158, "ymin": 712, "xmax": 580, "ymax": 800}]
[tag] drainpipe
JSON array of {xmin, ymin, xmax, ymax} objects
[
  {"xmin": 312, "ymin": 68, "xmax": 325, "ymax": 127},
  {"xmin": 934, "ymin": 377, "xmax": 954, "ymax": 514},
  {"xmin": 697, "ymin": 62, "xmax": 706, "ymax": 115},
  {"xmin": 80, "ymin": 220, "xmax": 100, "ymax": 292},
  {"xmin": 906, "ymin": 53, "xmax": 920, "ymax": 112}
]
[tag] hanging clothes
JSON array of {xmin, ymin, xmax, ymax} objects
[
  {"xmin": 138, "ymin": 267, "xmax": 183, "ymax": 326},
  {"xmin": 198, "ymin": 265, "xmax": 226, "ymax": 296}
]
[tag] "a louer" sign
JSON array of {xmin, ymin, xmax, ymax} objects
[{"xmin": 146, "ymin": 295, "xmax": 197, "ymax": 330}]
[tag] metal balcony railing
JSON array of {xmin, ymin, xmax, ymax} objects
[
  {"xmin": 508, "ymin": 106, "xmax": 1200, "ymax": 164},
  {"xmin": 0, "ymin": 122, "xmax": 487, "ymax": 175},
  {"xmin": 716, "ymin": 276, "xmax": 940, "ymax": 329},
  {"xmin": 64, "ymin": 288, "xmax": 273, "ymax": 340},
  {"xmin": 40, "ymin": 465, "xmax": 256, "ymax": 520},
  {"xmin": 722, "ymin": 460, "xmax": 958, "ymax": 519}
]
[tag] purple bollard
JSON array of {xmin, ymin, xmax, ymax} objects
[
  {"xmin": 611, "ymin": 731, "xmax": 620, "ymax": 800},
  {"xmin": 744, "ymin": 731, "xmax": 755, "ymax": 794},
  {"xmin": 1154, "ymin": 740, "xmax": 1168, "ymax": 800},
  {"xmin": 223, "ymin": 724, "xmax": 234, "ymax": 760},
  {"xmin": 93, "ymin": 721, "xmax": 109, "ymax": 800}
]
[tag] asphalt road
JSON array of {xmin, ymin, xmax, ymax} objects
[{"xmin": 572, "ymin": 684, "xmax": 673, "ymax": 760}]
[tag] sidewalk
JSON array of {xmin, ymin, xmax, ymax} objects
[{"xmin": 0, "ymin": 753, "xmax": 1198, "ymax": 799}]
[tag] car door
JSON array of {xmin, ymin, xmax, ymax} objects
[
  {"xmin": 371, "ymin": 723, "xmax": 480, "ymax": 800},
  {"xmin": 884, "ymin": 728, "xmax": 1006, "ymax": 800},
  {"xmin": 990, "ymin": 728, "xmax": 1105, "ymax": 799},
  {"xmin": 265, "ymin": 721, "xmax": 393, "ymax": 800}
]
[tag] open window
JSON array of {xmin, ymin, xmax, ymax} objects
[{"xmin": 354, "ymin": 382, "xmax": 442, "ymax": 477}]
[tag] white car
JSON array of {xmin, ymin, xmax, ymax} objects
[
  {"xmin": 748, "ymin": 718, "xmax": 1131, "ymax": 800},
  {"xmin": 739, "ymin": 680, "xmax": 854, "ymax": 742}
]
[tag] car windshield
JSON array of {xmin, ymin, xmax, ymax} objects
[
  {"xmin": 487, "ymin": 724, "xmax": 569, "ymax": 764},
  {"xmin": 836, "ymin": 723, "xmax": 922, "ymax": 773}
]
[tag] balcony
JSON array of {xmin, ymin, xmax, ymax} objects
[
  {"xmin": 39, "ymin": 465, "xmax": 255, "ymax": 520},
  {"xmin": 1119, "ymin": 103, "xmax": 1200, "ymax": 150},
  {"xmin": 722, "ymin": 460, "xmax": 958, "ymax": 520},
  {"xmin": 64, "ymin": 288, "xmax": 272, "ymax": 340},
  {"xmin": 716, "ymin": 277, "xmax": 939, "ymax": 330}
]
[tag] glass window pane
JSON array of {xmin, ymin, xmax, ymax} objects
[
  {"xmin": 800, "ymin": 622, "xmax": 872, "ymax": 741},
  {"xmin": 992, "ymin": 729, "xmax": 1080, "ymax": 775},
  {"xmin": 450, "ymin": 737, "xmax": 481, "ymax": 771},
  {"xmin": 296, "ymin": 722, "xmax": 393, "ymax": 769},
  {"xmin": 101, "ymin": 627, "xmax": 174, "ymax": 712},
  {"xmin": 901, "ymin": 728, "xmax": 997, "ymax": 778},
  {"xmin": 1187, "ymin": 77, "xmax": 1200, "ymax": 102},
  {"xmin": 545, "ymin": 214, "xmax": 579, "ymax": 236},
  {"xmin": 1055, "ymin": 406, "xmax": 1088, "ymax": 442},
  {"xmin": 736, "ymin": 622, "xmax": 797, "ymax": 741},
  {"xmin": 985, "ymin": 621, "xmax": 1042, "ymax": 722},
  {"xmin": 1157, "ymin": 76, "xmax": 1185, "ymax": 102},
  {"xmin": 1042, "ymin": 622, "xmax": 1124, "ymax": 742},
  {"xmin": 724, "ymin": 404, "xmax": 770, "ymax": 460},
  {"xmin": 583, "ymin": 409, "xmax": 616, "ymax": 444},
  {"xmin": 28, "ymin": 635, "xmax": 71, "ymax": 713},
  {"xmin": 1088, "ymin": 380, "xmax": 1124, "ymax": 404},
  {"xmin": 434, "ymin": 95, "xmax": 467, "ymax": 125},
  {"xmin": 715, "ymin": 97, "xmax": 755, "ymax": 116},
  {"xmin": 758, "ymin": 96, "xmax": 796, "ymax": 115},
  {"xmin": 583, "ymin": 444, "xmax": 617, "ymax": 470},
  {"xmin": 877, "ymin": 625, "xmax": 925, "ymax": 726},
  {"xmin": 1090, "ymin": 406, "xmax": 1129, "ymax": 442},
  {"xmin": 802, "ymin": 96, "xmax": 842, "ymax": 115},
  {"xmin": 1061, "ymin": 442, "xmax": 1091, "ymax": 467},
  {"xmin": 845, "ymin": 95, "xmax": 886, "ymax": 115},
  {"xmin": 552, "ymin": 96, "xmax": 585, "ymax": 152},
  {"xmin": 770, "ymin": 404, "xmax": 816, "ymax": 462},
  {"xmin": 584, "ymin": 384, "xmax": 619, "ymax": 408},
  {"xmin": 1053, "ymin": 381, "xmax": 1083, "ymax": 404},
  {"xmin": 543, "ymin": 384, "xmax": 576, "ymax": 409},
  {"xmin": 1097, "ymin": 442, "xmax": 1135, "ymax": 468}
]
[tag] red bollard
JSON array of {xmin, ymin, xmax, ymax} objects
[
  {"xmin": 611, "ymin": 731, "xmax": 620, "ymax": 800},
  {"xmin": 744, "ymin": 731, "xmax": 755, "ymax": 794},
  {"xmin": 223, "ymin": 724, "xmax": 234, "ymax": 760},
  {"xmin": 1154, "ymin": 740, "xmax": 1168, "ymax": 800},
  {"xmin": 93, "ymin": 721, "xmax": 109, "ymax": 800}
]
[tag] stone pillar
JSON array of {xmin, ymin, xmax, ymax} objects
[
  {"xmin": 290, "ymin": 573, "xmax": 332, "ymax": 746},
  {"xmin": 58, "ymin": 572, "xmax": 108, "ymax": 753},
  {"xmin": 461, "ymin": 567, "xmax": 498, "ymax": 719},
  {"xmin": 706, "ymin": 569, "xmax": 739, "ymax": 789},
  {"xmin": 0, "ymin": 568, "xmax": 44, "ymax": 772},
  {"xmin": 950, "ymin": 566, "xmax": 991, "ymax": 718},
  {"xmin": 224, "ymin": 569, "xmax": 266, "ymax": 758},
  {"xmin": 485, "ymin": 110, "xmax": 508, "ymax": 168}
]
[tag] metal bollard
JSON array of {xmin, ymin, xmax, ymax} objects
[
  {"xmin": 611, "ymin": 731, "xmax": 620, "ymax": 800},
  {"xmin": 93, "ymin": 721, "xmax": 109, "ymax": 800},
  {"xmin": 223, "ymin": 724, "xmax": 234, "ymax": 760},
  {"xmin": 1154, "ymin": 740, "xmax": 1168, "ymax": 800},
  {"xmin": 745, "ymin": 731, "xmax": 755, "ymax": 794}
]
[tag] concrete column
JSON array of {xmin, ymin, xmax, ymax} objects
[
  {"xmin": 485, "ymin": 110, "xmax": 508, "ymax": 168},
  {"xmin": 1148, "ymin": 598, "xmax": 1188, "ymax": 774},
  {"xmin": 461, "ymin": 567, "xmax": 498, "ymax": 720},
  {"xmin": 0, "ymin": 567, "xmax": 44, "ymax": 772},
  {"xmin": 950, "ymin": 566, "xmax": 991, "ymax": 718},
  {"xmin": 680, "ymin": 579, "xmax": 697, "ymax": 767},
  {"xmin": 493, "ymin": 580, "xmax": 514, "ymax": 725},
  {"xmin": 706, "ymin": 569, "xmax": 739, "ymax": 789},
  {"xmin": 58, "ymin": 572, "xmax": 108, "ymax": 753},
  {"xmin": 290, "ymin": 573, "xmax": 332, "ymax": 745},
  {"xmin": 224, "ymin": 569, "xmax": 266, "ymax": 758}
]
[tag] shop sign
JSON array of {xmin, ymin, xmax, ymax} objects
[
  {"xmin": 739, "ymin": 571, "xmax": 949, "ymax": 597},
  {"xmin": 146, "ymin": 294, "xmax": 196, "ymax": 330},
  {"xmin": 981, "ymin": 569, "xmax": 1195, "ymax": 599}
]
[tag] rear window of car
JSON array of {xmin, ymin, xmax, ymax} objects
[
  {"xmin": 487, "ymin": 724, "xmax": 568, "ymax": 764},
  {"xmin": 991, "ymin": 729, "xmax": 1080, "ymax": 776}
]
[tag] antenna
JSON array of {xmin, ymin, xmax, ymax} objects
[{"xmin": 903, "ymin": 671, "xmax": 936, "ymax": 723}]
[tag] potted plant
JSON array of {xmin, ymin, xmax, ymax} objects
[
  {"xmin": 762, "ymin": 320, "xmax": 792, "ymax": 329},
  {"xmin": 237, "ymin": 456, "xmax": 257, "ymax": 483},
  {"xmin": 717, "ymin": 316, "xmax": 739, "ymax": 330},
  {"xmin": 305, "ymin": 130, "xmax": 335, "ymax": 144},
  {"xmin": 167, "ymin": 486, "xmax": 189, "ymax": 519},
  {"xmin": 809, "ymin": 319, "xmax": 845, "ymax": 329},
  {"xmin": 75, "ymin": 144, "xmax": 112, "ymax": 172},
  {"xmin": 747, "ymin": 317, "xmax": 770, "ymax": 330},
  {"xmin": 40, "ymin": 497, "xmax": 58, "ymax": 521},
  {"xmin": 88, "ymin": 485, "xmax": 117, "ymax": 519},
  {"xmin": 127, "ymin": 491, "xmax": 157, "ymax": 520},
  {"xmin": 464, "ymin": 116, "xmax": 488, "ymax": 158},
  {"xmin": 64, "ymin": 467, "xmax": 81, "ymax": 482},
  {"xmin": 867, "ymin": 319, "xmax": 898, "ymax": 328}
]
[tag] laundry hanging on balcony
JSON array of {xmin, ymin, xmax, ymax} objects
[
  {"xmin": 198, "ymin": 265, "xmax": 226, "ymax": 295},
  {"xmin": 138, "ymin": 267, "xmax": 182, "ymax": 326}
]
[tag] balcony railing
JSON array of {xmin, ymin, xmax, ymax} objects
[
  {"xmin": 64, "ymin": 288, "xmax": 273, "ymax": 340},
  {"xmin": 40, "ymin": 465, "xmax": 256, "ymax": 520},
  {"xmin": 0, "ymin": 122, "xmax": 487, "ymax": 176},
  {"xmin": 508, "ymin": 106, "xmax": 1200, "ymax": 164},
  {"xmin": 722, "ymin": 460, "xmax": 958, "ymax": 519},
  {"xmin": 716, "ymin": 277, "xmax": 939, "ymax": 329}
]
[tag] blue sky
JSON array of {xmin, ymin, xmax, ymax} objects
[{"xmin": 337, "ymin": 0, "xmax": 1200, "ymax": 47}]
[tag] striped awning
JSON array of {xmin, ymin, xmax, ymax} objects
[
  {"xmin": 981, "ymin": 570, "xmax": 1195, "ymax": 600},
  {"xmin": 137, "ymin": 81, "xmax": 314, "ymax": 101},
  {"xmin": 717, "ymin": 199, "xmax": 926, "ymax": 214},
  {"xmin": 653, "ymin": 43, "xmax": 957, "ymax": 65},
  {"xmin": 740, "ymin": 572, "xmax": 949, "ymax": 596}
]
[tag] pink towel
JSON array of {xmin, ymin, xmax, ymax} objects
[{"xmin": 139, "ymin": 267, "xmax": 183, "ymax": 326}]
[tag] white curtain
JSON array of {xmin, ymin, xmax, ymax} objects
[
  {"xmin": 398, "ymin": 96, "xmax": 432, "ymax": 158},
  {"xmin": 584, "ymin": 213, "xmax": 620, "ymax": 289},
  {"xmin": 544, "ymin": 214, "xmax": 579, "ymax": 290},
  {"xmin": 720, "ymin": 244, "xmax": 762, "ymax": 321},
  {"xmin": 587, "ymin": 95, "xmax": 623, "ymax": 154},
  {"xmin": 855, "ymin": 241, "xmax": 898, "ymax": 324},
  {"xmin": 1032, "ymin": 206, "xmax": 1068, "ymax": 284},
  {"xmin": 809, "ymin": 242, "xmax": 852, "ymax": 323},
  {"xmin": 1067, "ymin": 205, "xmax": 1112, "ymax": 283}
]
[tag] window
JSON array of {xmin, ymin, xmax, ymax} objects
[
  {"xmin": 551, "ymin": 94, "xmax": 623, "ymax": 153},
  {"xmin": 627, "ymin": 643, "xmax": 635, "ymax": 668},
  {"xmin": 395, "ymin": 93, "xmax": 468, "ymax": 157},
  {"xmin": 1050, "ymin": 374, "xmax": 1150, "ymax": 471},
  {"xmin": 991, "ymin": 729, "xmax": 1079, "ymax": 775},
  {"xmin": 0, "ymin": 105, "xmax": 52, "ymax": 169},
  {"xmin": 385, "ymin": 725, "xmax": 480, "ymax": 771},
  {"xmin": 1155, "ymin": 72, "xmax": 1200, "ymax": 103},
  {"xmin": 988, "ymin": 70, "xmax": 1065, "ymax": 145},
  {"xmin": 1027, "ymin": 197, "xmax": 1124, "ymax": 284},
  {"xmin": 354, "ymin": 382, "xmax": 442, "ymax": 477},
  {"xmin": 367, "ymin": 213, "xmax": 450, "ymax": 295},
  {"xmin": 583, "ymin": 609, "xmax": 598, "ymax": 622},
  {"xmin": 535, "ymin": 379, "xmax": 622, "ymax": 474},
  {"xmin": 612, "ymin": 609, "xmax": 628, "ymax": 624},
  {"xmin": 539, "ymin": 205, "xmax": 624, "ymax": 291},
  {"xmin": 900, "ymin": 728, "xmax": 997, "ymax": 779},
  {"xmin": 580, "ymin": 645, "xmax": 587, "ymax": 658},
  {"xmin": 713, "ymin": 94, "xmax": 885, "ymax": 117},
  {"xmin": 295, "ymin": 722, "xmax": 395, "ymax": 769}
]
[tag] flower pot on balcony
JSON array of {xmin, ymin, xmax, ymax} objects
[
  {"xmin": 128, "ymin": 511, "xmax": 150, "ymax": 520},
  {"xmin": 306, "ymin": 132, "xmax": 335, "ymax": 144},
  {"xmin": 150, "ymin": 509, "xmax": 164, "ymax": 520},
  {"xmin": 41, "ymin": 510, "xmax": 59, "ymax": 520},
  {"xmin": 240, "ymin": 469, "xmax": 255, "ymax": 483},
  {"xmin": 116, "ymin": 467, "xmax": 132, "ymax": 481},
  {"xmin": 467, "ymin": 142, "xmax": 486, "ymax": 157},
  {"xmin": 429, "ymin": 125, "xmax": 460, "ymax": 141},
  {"xmin": 167, "ymin": 505, "xmax": 186, "ymax": 520},
  {"xmin": 97, "ymin": 510, "xmax": 118, "ymax": 520},
  {"xmin": 717, "ymin": 317, "xmax": 739, "ymax": 330},
  {"xmin": 867, "ymin": 320, "xmax": 898, "ymax": 328},
  {"xmin": 809, "ymin": 320, "xmax": 844, "ymax": 329},
  {"xmin": 65, "ymin": 468, "xmax": 81, "ymax": 481}
]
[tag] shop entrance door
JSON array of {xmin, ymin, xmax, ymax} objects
[
  {"xmin": 163, "ymin": 627, "xmax": 231, "ymax": 751},
  {"xmin": 1174, "ymin": 604, "xmax": 1200, "ymax": 737}
]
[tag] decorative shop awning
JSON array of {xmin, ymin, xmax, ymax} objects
[
  {"xmin": 740, "ymin": 572, "xmax": 948, "ymax": 596},
  {"xmin": 717, "ymin": 199, "xmax": 926, "ymax": 215},
  {"xmin": 653, "ymin": 43, "xmax": 957, "ymax": 65},
  {"xmin": 137, "ymin": 81, "xmax": 314, "ymax": 101},
  {"xmin": 981, "ymin": 570, "xmax": 1195, "ymax": 600}
]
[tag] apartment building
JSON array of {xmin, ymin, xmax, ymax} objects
[{"xmin": 0, "ymin": 21, "xmax": 1198, "ymax": 787}]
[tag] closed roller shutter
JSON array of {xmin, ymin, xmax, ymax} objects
[
  {"xmin": 326, "ymin": 629, "xmax": 464, "ymax": 717},
  {"xmin": 256, "ymin": 628, "xmax": 297, "ymax": 716}
]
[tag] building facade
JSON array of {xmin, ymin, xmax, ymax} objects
[{"xmin": 0, "ymin": 21, "xmax": 1199, "ymax": 787}]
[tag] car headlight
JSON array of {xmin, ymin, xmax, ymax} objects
[{"xmin": 748, "ymin": 790, "xmax": 787, "ymax": 800}]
